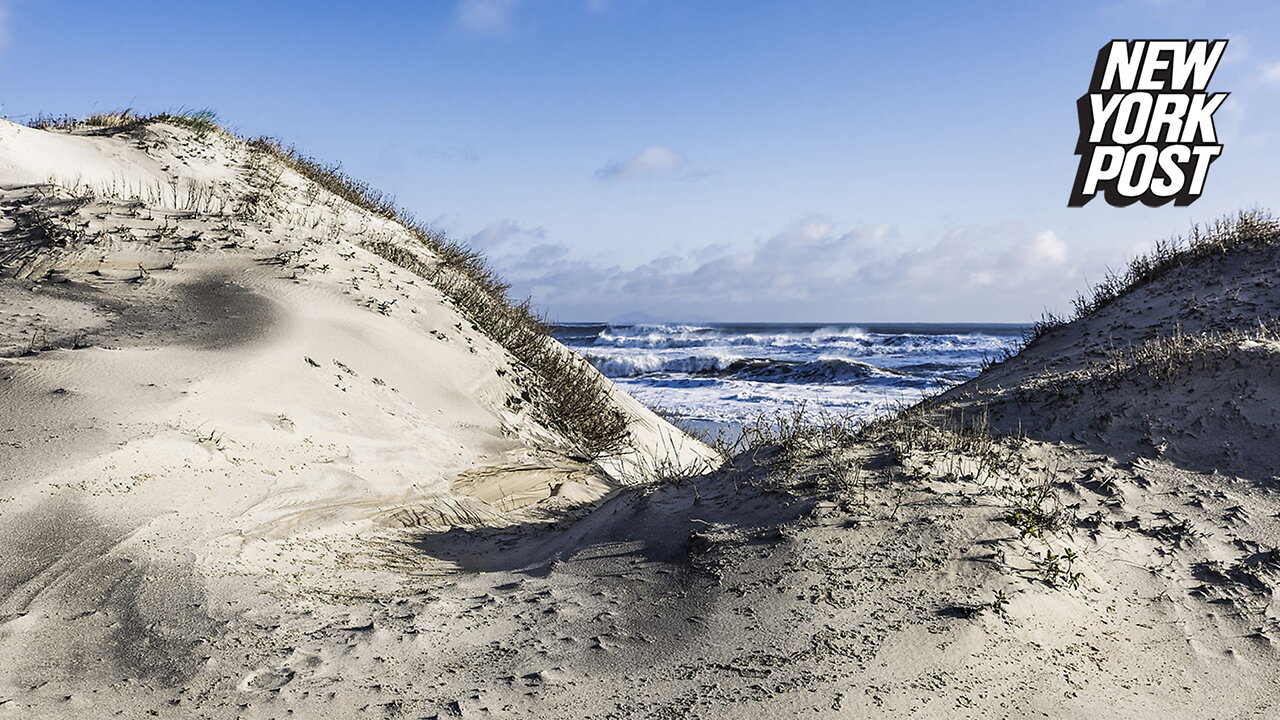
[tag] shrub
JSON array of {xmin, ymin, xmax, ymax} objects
[{"xmin": 24, "ymin": 114, "xmax": 80, "ymax": 130}]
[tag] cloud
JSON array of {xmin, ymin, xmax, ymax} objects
[
  {"xmin": 466, "ymin": 219, "xmax": 545, "ymax": 252},
  {"xmin": 474, "ymin": 217, "xmax": 1083, "ymax": 321},
  {"xmin": 595, "ymin": 146, "xmax": 687, "ymax": 181},
  {"xmin": 1261, "ymin": 62, "xmax": 1280, "ymax": 84},
  {"xmin": 456, "ymin": 0, "xmax": 519, "ymax": 35},
  {"xmin": 1026, "ymin": 230, "xmax": 1067, "ymax": 265}
]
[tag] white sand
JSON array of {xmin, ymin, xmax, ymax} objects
[{"xmin": 3, "ymin": 119, "xmax": 1278, "ymax": 718}]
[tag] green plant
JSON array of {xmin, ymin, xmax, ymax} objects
[
  {"xmin": 991, "ymin": 589, "xmax": 1010, "ymax": 616},
  {"xmin": 149, "ymin": 108, "xmax": 220, "ymax": 137},
  {"xmin": 1037, "ymin": 547, "xmax": 1083, "ymax": 588},
  {"xmin": 1005, "ymin": 483, "xmax": 1065, "ymax": 539}
]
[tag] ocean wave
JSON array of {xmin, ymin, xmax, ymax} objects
[
  {"xmin": 559, "ymin": 322, "xmax": 1025, "ymax": 426},
  {"xmin": 587, "ymin": 326, "xmax": 1010, "ymax": 354},
  {"xmin": 584, "ymin": 352, "xmax": 909, "ymax": 385},
  {"xmin": 593, "ymin": 325, "xmax": 718, "ymax": 349},
  {"xmin": 721, "ymin": 356, "xmax": 904, "ymax": 384},
  {"xmin": 612, "ymin": 375, "xmax": 925, "ymax": 424},
  {"xmin": 585, "ymin": 352, "xmax": 738, "ymax": 377}
]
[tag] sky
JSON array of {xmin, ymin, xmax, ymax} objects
[{"xmin": 2, "ymin": 0, "xmax": 1279, "ymax": 322}]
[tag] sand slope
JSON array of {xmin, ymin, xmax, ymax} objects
[{"xmin": 0, "ymin": 119, "xmax": 716, "ymax": 716}]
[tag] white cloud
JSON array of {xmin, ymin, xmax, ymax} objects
[
  {"xmin": 456, "ymin": 0, "xmax": 519, "ymax": 35},
  {"xmin": 1026, "ymin": 230, "xmax": 1067, "ymax": 265},
  {"xmin": 471, "ymin": 217, "xmax": 1082, "ymax": 321},
  {"xmin": 595, "ymin": 146, "xmax": 687, "ymax": 181},
  {"xmin": 1261, "ymin": 62, "xmax": 1280, "ymax": 84}
]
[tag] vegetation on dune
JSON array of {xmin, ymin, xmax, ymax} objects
[
  {"xmin": 1022, "ymin": 210, "xmax": 1280, "ymax": 345},
  {"xmin": 27, "ymin": 108, "xmax": 222, "ymax": 138},
  {"xmin": 973, "ymin": 209, "xmax": 1280, "ymax": 370},
  {"xmin": 23, "ymin": 110, "xmax": 631, "ymax": 459},
  {"xmin": 1092, "ymin": 319, "xmax": 1280, "ymax": 384}
]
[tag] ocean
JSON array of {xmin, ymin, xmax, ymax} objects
[{"xmin": 553, "ymin": 322, "xmax": 1028, "ymax": 435}]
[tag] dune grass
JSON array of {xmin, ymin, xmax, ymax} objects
[
  {"xmin": 1091, "ymin": 319, "xmax": 1280, "ymax": 383},
  {"xmin": 27, "ymin": 108, "xmax": 222, "ymax": 138}
]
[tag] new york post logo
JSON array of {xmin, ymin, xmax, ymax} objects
[{"xmin": 1069, "ymin": 39, "xmax": 1228, "ymax": 207}]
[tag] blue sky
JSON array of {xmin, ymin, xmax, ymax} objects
[{"xmin": 2, "ymin": 0, "xmax": 1278, "ymax": 322}]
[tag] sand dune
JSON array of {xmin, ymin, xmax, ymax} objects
[
  {"xmin": 0, "ymin": 117, "xmax": 716, "ymax": 716},
  {"xmin": 3, "ymin": 117, "xmax": 1279, "ymax": 717}
]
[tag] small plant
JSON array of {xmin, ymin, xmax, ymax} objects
[
  {"xmin": 83, "ymin": 109, "xmax": 138, "ymax": 128},
  {"xmin": 718, "ymin": 403, "xmax": 862, "ymax": 489},
  {"xmin": 991, "ymin": 589, "xmax": 1010, "ymax": 616},
  {"xmin": 23, "ymin": 327, "xmax": 49, "ymax": 356},
  {"xmin": 1037, "ymin": 547, "xmax": 1083, "ymax": 588},
  {"xmin": 195, "ymin": 428, "xmax": 225, "ymax": 452},
  {"xmin": 149, "ymin": 108, "xmax": 220, "ymax": 138},
  {"xmin": 25, "ymin": 114, "xmax": 81, "ymax": 130},
  {"xmin": 1005, "ymin": 483, "xmax": 1065, "ymax": 539}
]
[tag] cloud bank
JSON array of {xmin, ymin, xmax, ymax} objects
[{"xmin": 470, "ymin": 217, "xmax": 1082, "ymax": 322}]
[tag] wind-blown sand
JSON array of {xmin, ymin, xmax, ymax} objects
[{"xmin": 3, "ymin": 118, "xmax": 1279, "ymax": 718}]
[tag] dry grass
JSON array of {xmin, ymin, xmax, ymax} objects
[
  {"xmin": 1091, "ymin": 320, "xmax": 1280, "ymax": 383},
  {"xmin": 1071, "ymin": 210, "xmax": 1280, "ymax": 320},
  {"xmin": 862, "ymin": 400, "xmax": 993, "ymax": 455},
  {"xmin": 709, "ymin": 404, "xmax": 864, "ymax": 492},
  {"xmin": 0, "ymin": 189, "xmax": 93, "ymax": 271}
]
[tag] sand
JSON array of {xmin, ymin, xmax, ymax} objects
[{"xmin": 3, "ymin": 117, "xmax": 1279, "ymax": 718}]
